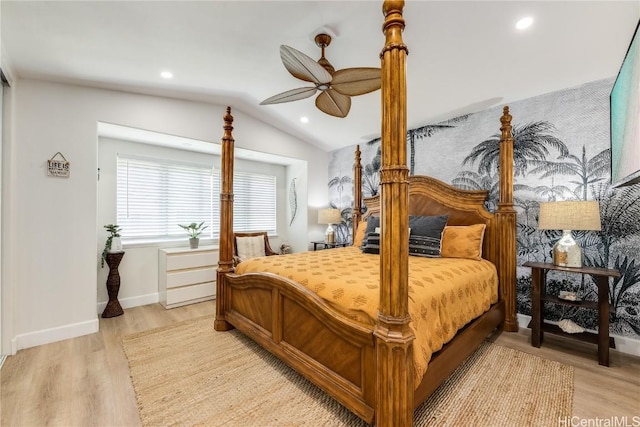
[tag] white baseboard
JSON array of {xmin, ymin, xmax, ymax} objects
[
  {"xmin": 7, "ymin": 294, "xmax": 160, "ymax": 354},
  {"xmin": 516, "ymin": 314, "xmax": 640, "ymax": 358},
  {"xmin": 96, "ymin": 292, "xmax": 159, "ymax": 314},
  {"xmin": 0, "ymin": 355, "xmax": 6, "ymax": 370},
  {"xmin": 14, "ymin": 318, "xmax": 99, "ymax": 351}
]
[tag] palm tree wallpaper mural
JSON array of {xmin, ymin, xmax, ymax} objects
[{"xmin": 328, "ymin": 78, "xmax": 640, "ymax": 342}]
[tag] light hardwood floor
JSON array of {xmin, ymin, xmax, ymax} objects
[{"xmin": 1, "ymin": 301, "xmax": 638, "ymax": 426}]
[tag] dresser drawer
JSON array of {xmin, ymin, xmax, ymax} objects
[
  {"xmin": 166, "ymin": 251, "xmax": 219, "ymax": 271},
  {"xmin": 166, "ymin": 282, "xmax": 216, "ymax": 306},
  {"xmin": 166, "ymin": 267, "xmax": 216, "ymax": 289}
]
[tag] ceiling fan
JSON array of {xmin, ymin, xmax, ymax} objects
[{"xmin": 260, "ymin": 34, "xmax": 381, "ymax": 118}]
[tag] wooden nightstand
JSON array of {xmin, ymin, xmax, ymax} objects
[
  {"xmin": 311, "ymin": 241, "xmax": 350, "ymax": 251},
  {"xmin": 524, "ymin": 261, "xmax": 620, "ymax": 366}
]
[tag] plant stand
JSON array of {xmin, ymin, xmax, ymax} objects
[{"xmin": 102, "ymin": 251, "xmax": 125, "ymax": 318}]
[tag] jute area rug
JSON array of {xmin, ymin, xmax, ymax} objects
[{"xmin": 122, "ymin": 315, "xmax": 574, "ymax": 426}]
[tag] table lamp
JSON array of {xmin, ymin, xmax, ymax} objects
[
  {"xmin": 318, "ymin": 208, "xmax": 341, "ymax": 244},
  {"xmin": 538, "ymin": 200, "xmax": 601, "ymax": 268}
]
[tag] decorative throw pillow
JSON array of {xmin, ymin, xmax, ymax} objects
[
  {"xmin": 362, "ymin": 232, "xmax": 380, "ymax": 254},
  {"xmin": 236, "ymin": 235, "xmax": 266, "ymax": 262},
  {"xmin": 353, "ymin": 220, "xmax": 367, "ymax": 247},
  {"xmin": 360, "ymin": 216, "xmax": 380, "ymax": 250},
  {"xmin": 408, "ymin": 215, "xmax": 448, "ymax": 258},
  {"xmin": 441, "ymin": 224, "xmax": 486, "ymax": 260}
]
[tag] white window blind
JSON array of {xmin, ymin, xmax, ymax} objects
[
  {"xmin": 116, "ymin": 154, "xmax": 277, "ymax": 241},
  {"xmin": 233, "ymin": 171, "xmax": 277, "ymax": 233},
  {"xmin": 117, "ymin": 155, "xmax": 215, "ymax": 240}
]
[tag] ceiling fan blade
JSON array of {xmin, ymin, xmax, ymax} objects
[
  {"xmin": 315, "ymin": 89, "xmax": 351, "ymax": 118},
  {"xmin": 260, "ymin": 87, "xmax": 317, "ymax": 105},
  {"xmin": 280, "ymin": 45, "xmax": 332, "ymax": 84},
  {"xmin": 331, "ymin": 68, "xmax": 381, "ymax": 96}
]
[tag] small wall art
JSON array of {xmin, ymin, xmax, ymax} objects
[
  {"xmin": 47, "ymin": 152, "xmax": 70, "ymax": 178},
  {"xmin": 289, "ymin": 178, "xmax": 297, "ymax": 226}
]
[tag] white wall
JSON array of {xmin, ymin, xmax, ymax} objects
[{"xmin": 3, "ymin": 79, "xmax": 328, "ymax": 353}]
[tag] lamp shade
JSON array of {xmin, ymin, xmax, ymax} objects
[
  {"xmin": 538, "ymin": 201, "xmax": 601, "ymax": 231},
  {"xmin": 318, "ymin": 208, "xmax": 341, "ymax": 225}
]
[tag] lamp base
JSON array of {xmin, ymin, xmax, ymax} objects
[
  {"xmin": 325, "ymin": 224, "xmax": 335, "ymax": 244},
  {"xmin": 553, "ymin": 230, "xmax": 582, "ymax": 268}
]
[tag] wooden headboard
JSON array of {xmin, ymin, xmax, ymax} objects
[{"xmin": 361, "ymin": 175, "xmax": 497, "ymax": 265}]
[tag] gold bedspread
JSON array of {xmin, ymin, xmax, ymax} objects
[{"xmin": 235, "ymin": 246, "xmax": 498, "ymax": 382}]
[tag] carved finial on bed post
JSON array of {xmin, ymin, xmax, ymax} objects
[
  {"xmin": 352, "ymin": 145, "xmax": 363, "ymax": 235},
  {"xmin": 499, "ymin": 106, "xmax": 513, "ymax": 207},
  {"xmin": 496, "ymin": 106, "xmax": 519, "ymax": 332},
  {"xmin": 215, "ymin": 106, "xmax": 235, "ymax": 332},
  {"xmin": 376, "ymin": 2, "xmax": 414, "ymax": 427}
]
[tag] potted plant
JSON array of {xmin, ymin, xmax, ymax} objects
[
  {"xmin": 101, "ymin": 224, "xmax": 122, "ymax": 267},
  {"xmin": 179, "ymin": 222, "xmax": 208, "ymax": 249}
]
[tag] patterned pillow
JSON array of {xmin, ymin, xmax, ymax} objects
[
  {"xmin": 353, "ymin": 220, "xmax": 367, "ymax": 247},
  {"xmin": 408, "ymin": 215, "xmax": 448, "ymax": 258},
  {"xmin": 360, "ymin": 216, "xmax": 380, "ymax": 250},
  {"xmin": 362, "ymin": 232, "xmax": 380, "ymax": 254},
  {"xmin": 441, "ymin": 224, "xmax": 486, "ymax": 260}
]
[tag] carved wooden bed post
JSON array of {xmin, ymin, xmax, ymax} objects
[
  {"xmin": 375, "ymin": 2, "xmax": 413, "ymax": 426},
  {"xmin": 352, "ymin": 145, "xmax": 363, "ymax": 229},
  {"xmin": 496, "ymin": 106, "xmax": 519, "ymax": 332},
  {"xmin": 215, "ymin": 107, "xmax": 235, "ymax": 332}
]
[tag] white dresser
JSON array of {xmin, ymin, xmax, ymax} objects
[{"xmin": 158, "ymin": 245, "xmax": 219, "ymax": 309}]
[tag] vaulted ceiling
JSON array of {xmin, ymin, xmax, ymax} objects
[{"xmin": 2, "ymin": 1, "xmax": 638, "ymax": 151}]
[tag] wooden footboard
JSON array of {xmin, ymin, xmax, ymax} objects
[
  {"xmin": 223, "ymin": 271, "xmax": 505, "ymax": 424},
  {"xmin": 224, "ymin": 272, "xmax": 377, "ymax": 423}
]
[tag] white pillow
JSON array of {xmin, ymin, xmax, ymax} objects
[{"xmin": 236, "ymin": 235, "xmax": 266, "ymax": 262}]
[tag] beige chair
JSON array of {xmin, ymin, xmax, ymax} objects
[{"xmin": 233, "ymin": 231, "xmax": 277, "ymax": 264}]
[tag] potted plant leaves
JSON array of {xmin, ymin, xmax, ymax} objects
[
  {"xmin": 179, "ymin": 222, "xmax": 208, "ymax": 249},
  {"xmin": 101, "ymin": 224, "xmax": 122, "ymax": 267}
]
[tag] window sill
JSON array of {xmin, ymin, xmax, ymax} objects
[{"xmin": 122, "ymin": 238, "xmax": 218, "ymax": 250}]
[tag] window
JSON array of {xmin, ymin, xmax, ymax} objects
[
  {"xmin": 116, "ymin": 154, "xmax": 277, "ymax": 242},
  {"xmin": 233, "ymin": 171, "xmax": 277, "ymax": 233},
  {"xmin": 117, "ymin": 155, "xmax": 215, "ymax": 241}
]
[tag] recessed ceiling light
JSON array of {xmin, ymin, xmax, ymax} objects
[
  {"xmin": 516, "ymin": 17, "xmax": 533, "ymax": 30},
  {"xmin": 160, "ymin": 71, "xmax": 173, "ymax": 79},
  {"xmin": 300, "ymin": 116, "xmax": 309, "ymax": 124}
]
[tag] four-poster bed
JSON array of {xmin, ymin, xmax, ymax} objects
[{"xmin": 215, "ymin": 1, "xmax": 518, "ymax": 426}]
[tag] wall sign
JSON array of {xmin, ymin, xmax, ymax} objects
[{"xmin": 47, "ymin": 152, "xmax": 70, "ymax": 177}]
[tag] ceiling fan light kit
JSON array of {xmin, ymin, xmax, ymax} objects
[{"xmin": 260, "ymin": 33, "xmax": 381, "ymax": 118}]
